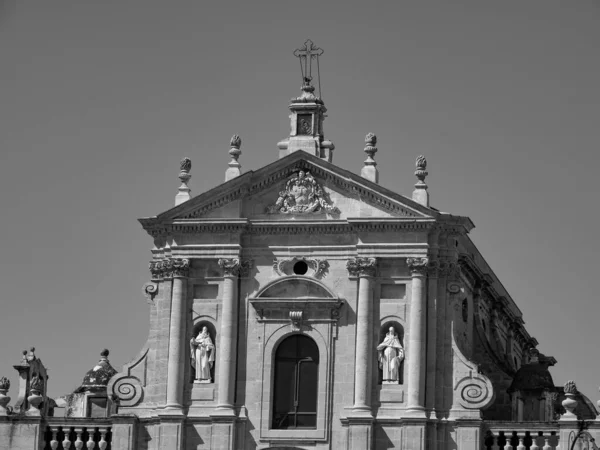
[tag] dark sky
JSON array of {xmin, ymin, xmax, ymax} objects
[{"xmin": 0, "ymin": 1, "xmax": 599, "ymax": 403}]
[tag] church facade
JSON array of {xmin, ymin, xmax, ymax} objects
[{"xmin": 0, "ymin": 42, "xmax": 598, "ymax": 450}]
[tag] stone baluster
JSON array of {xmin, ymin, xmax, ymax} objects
[
  {"xmin": 530, "ymin": 434, "xmax": 540, "ymax": 450},
  {"xmin": 165, "ymin": 258, "xmax": 190, "ymax": 410},
  {"xmin": 49, "ymin": 427, "xmax": 59, "ymax": 450},
  {"xmin": 86, "ymin": 429, "xmax": 96, "ymax": 449},
  {"xmin": 490, "ymin": 433, "xmax": 500, "ymax": 450},
  {"xmin": 216, "ymin": 258, "xmax": 248, "ymax": 412},
  {"xmin": 74, "ymin": 429, "xmax": 84, "ymax": 449},
  {"xmin": 503, "ymin": 439, "xmax": 513, "ymax": 450},
  {"xmin": 516, "ymin": 436, "xmax": 526, "ymax": 450},
  {"xmin": 406, "ymin": 257, "xmax": 428, "ymax": 416},
  {"xmin": 63, "ymin": 428, "xmax": 73, "ymax": 449},
  {"xmin": 542, "ymin": 436, "xmax": 552, "ymax": 450},
  {"xmin": 98, "ymin": 428, "xmax": 108, "ymax": 450},
  {"xmin": 346, "ymin": 257, "xmax": 377, "ymax": 414}
]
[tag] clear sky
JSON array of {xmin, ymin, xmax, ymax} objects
[{"xmin": 0, "ymin": 1, "xmax": 599, "ymax": 404}]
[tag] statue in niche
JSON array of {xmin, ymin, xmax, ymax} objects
[
  {"xmin": 190, "ymin": 326, "xmax": 215, "ymax": 383},
  {"xmin": 377, "ymin": 326, "xmax": 404, "ymax": 384}
]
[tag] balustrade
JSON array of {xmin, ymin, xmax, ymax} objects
[
  {"xmin": 484, "ymin": 423, "xmax": 559, "ymax": 450},
  {"xmin": 43, "ymin": 423, "xmax": 111, "ymax": 450}
]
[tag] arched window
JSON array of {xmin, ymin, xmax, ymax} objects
[{"xmin": 272, "ymin": 334, "xmax": 319, "ymax": 429}]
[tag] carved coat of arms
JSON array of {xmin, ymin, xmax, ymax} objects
[{"xmin": 266, "ymin": 171, "xmax": 340, "ymax": 215}]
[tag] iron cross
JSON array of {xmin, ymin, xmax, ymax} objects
[{"xmin": 293, "ymin": 39, "xmax": 324, "ymax": 83}]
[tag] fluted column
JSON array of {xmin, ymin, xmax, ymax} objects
[
  {"xmin": 347, "ymin": 257, "xmax": 377, "ymax": 414},
  {"xmin": 165, "ymin": 258, "xmax": 189, "ymax": 410},
  {"xmin": 406, "ymin": 257, "xmax": 428, "ymax": 416},
  {"xmin": 215, "ymin": 258, "xmax": 249, "ymax": 413}
]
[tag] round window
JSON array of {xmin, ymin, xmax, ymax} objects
[{"xmin": 293, "ymin": 260, "xmax": 308, "ymax": 275}]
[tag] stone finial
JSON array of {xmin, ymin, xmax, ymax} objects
[
  {"xmin": 27, "ymin": 374, "xmax": 44, "ymax": 416},
  {"xmin": 0, "ymin": 376, "xmax": 10, "ymax": 416},
  {"xmin": 564, "ymin": 380, "xmax": 577, "ymax": 395},
  {"xmin": 561, "ymin": 380, "xmax": 578, "ymax": 420},
  {"xmin": 412, "ymin": 155, "xmax": 429, "ymax": 207},
  {"xmin": 225, "ymin": 134, "xmax": 242, "ymax": 181},
  {"xmin": 361, "ymin": 132, "xmax": 379, "ymax": 183},
  {"xmin": 175, "ymin": 157, "xmax": 192, "ymax": 206}
]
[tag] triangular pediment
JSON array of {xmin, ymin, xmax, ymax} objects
[{"xmin": 140, "ymin": 151, "xmax": 437, "ymax": 232}]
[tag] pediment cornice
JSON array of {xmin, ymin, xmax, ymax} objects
[{"xmin": 139, "ymin": 151, "xmax": 438, "ymax": 229}]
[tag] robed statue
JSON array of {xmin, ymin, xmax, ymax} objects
[
  {"xmin": 190, "ymin": 326, "xmax": 215, "ymax": 383},
  {"xmin": 377, "ymin": 326, "xmax": 404, "ymax": 384}
]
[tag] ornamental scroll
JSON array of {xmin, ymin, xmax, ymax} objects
[{"xmin": 266, "ymin": 171, "xmax": 340, "ymax": 215}]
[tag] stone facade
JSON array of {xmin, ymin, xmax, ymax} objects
[{"xmin": 1, "ymin": 44, "xmax": 599, "ymax": 450}]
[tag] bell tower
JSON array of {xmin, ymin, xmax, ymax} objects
[{"xmin": 278, "ymin": 40, "xmax": 335, "ymax": 162}]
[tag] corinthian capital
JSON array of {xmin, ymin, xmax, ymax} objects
[
  {"xmin": 346, "ymin": 257, "xmax": 377, "ymax": 277},
  {"xmin": 407, "ymin": 257, "xmax": 429, "ymax": 276},
  {"xmin": 149, "ymin": 258, "xmax": 190, "ymax": 279},
  {"xmin": 218, "ymin": 258, "xmax": 253, "ymax": 277},
  {"xmin": 170, "ymin": 258, "xmax": 190, "ymax": 278}
]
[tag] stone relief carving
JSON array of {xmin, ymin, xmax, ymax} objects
[
  {"xmin": 142, "ymin": 282, "xmax": 158, "ymax": 303},
  {"xmin": 377, "ymin": 326, "xmax": 405, "ymax": 384},
  {"xmin": 273, "ymin": 256, "xmax": 329, "ymax": 278},
  {"xmin": 108, "ymin": 373, "xmax": 144, "ymax": 407},
  {"xmin": 289, "ymin": 311, "xmax": 303, "ymax": 331},
  {"xmin": 218, "ymin": 258, "xmax": 252, "ymax": 277},
  {"xmin": 190, "ymin": 326, "xmax": 215, "ymax": 384},
  {"xmin": 266, "ymin": 171, "xmax": 340, "ymax": 215},
  {"xmin": 149, "ymin": 258, "xmax": 190, "ymax": 279},
  {"xmin": 407, "ymin": 257, "xmax": 429, "ymax": 276},
  {"xmin": 346, "ymin": 257, "xmax": 377, "ymax": 277}
]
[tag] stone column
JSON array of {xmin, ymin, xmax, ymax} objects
[
  {"xmin": 406, "ymin": 257, "xmax": 428, "ymax": 416},
  {"xmin": 346, "ymin": 257, "xmax": 377, "ymax": 414},
  {"xmin": 215, "ymin": 258, "xmax": 243, "ymax": 413},
  {"xmin": 165, "ymin": 258, "xmax": 190, "ymax": 410}
]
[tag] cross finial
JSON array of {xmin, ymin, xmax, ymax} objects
[{"xmin": 293, "ymin": 39, "xmax": 324, "ymax": 95}]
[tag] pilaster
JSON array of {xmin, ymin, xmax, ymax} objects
[
  {"xmin": 214, "ymin": 258, "xmax": 249, "ymax": 415},
  {"xmin": 165, "ymin": 258, "xmax": 190, "ymax": 411},
  {"xmin": 346, "ymin": 257, "xmax": 377, "ymax": 416},
  {"xmin": 405, "ymin": 257, "xmax": 428, "ymax": 417}
]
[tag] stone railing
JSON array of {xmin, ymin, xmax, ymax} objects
[
  {"xmin": 42, "ymin": 418, "xmax": 112, "ymax": 450},
  {"xmin": 483, "ymin": 422, "xmax": 559, "ymax": 449}
]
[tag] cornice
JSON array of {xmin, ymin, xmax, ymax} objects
[{"xmin": 141, "ymin": 218, "xmax": 440, "ymax": 237}]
